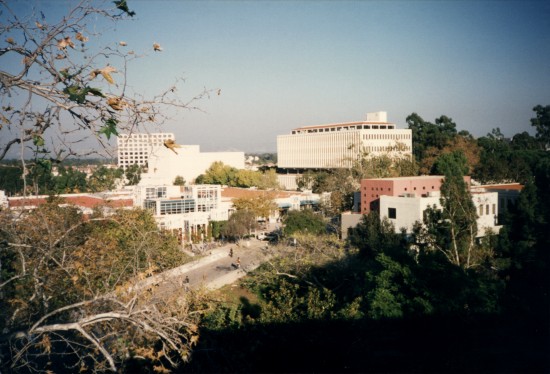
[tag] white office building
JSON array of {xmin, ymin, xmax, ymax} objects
[
  {"xmin": 379, "ymin": 190, "xmax": 500, "ymax": 237},
  {"xmin": 277, "ymin": 112, "xmax": 412, "ymax": 170},
  {"xmin": 134, "ymin": 184, "xmax": 230, "ymax": 244},
  {"xmin": 117, "ymin": 133, "xmax": 175, "ymax": 170},
  {"xmin": 139, "ymin": 145, "xmax": 245, "ymax": 186}
]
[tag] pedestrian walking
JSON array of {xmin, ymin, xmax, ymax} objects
[
  {"xmin": 236, "ymin": 257, "xmax": 241, "ymax": 269},
  {"xmin": 229, "ymin": 247, "xmax": 233, "ymax": 257}
]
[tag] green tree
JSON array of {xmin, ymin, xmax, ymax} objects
[
  {"xmin": 0, "ymin": 164, "xmax": 24, "ymax": 195},
  {"xmin": 53, "ymin": 166, "xmax": 88, "ymax": 193},
  {"xmin": 431, "ymin": 150, "xmax": 469, "ymax": 176},
  {"xmin": 530, "ymin": 104, "xmax": 550, "ymax": 148},
  {"xmin": 283, "ymin": 209, "xmax": 326, "ymax": 237},
  {"xmin": 406, "ymin": 113, "xmax": 458, "ymax": 166},
  {"xmin": 222, "ymin": 209, "xmax": 258, "ymax": 240},
  {"xmin": 257, "ymin": 169, "xmax": 281, "ymax": 190},
  {"xmin": 427, "ymin": 153, "xmax": 480, "ymax": 269},
  {"xmin": 232, "ymin": 192, "xmax": 278, "ymax": 222},
  {"xmin": 26, "ymin": 159, "xmax": 55, "ymax": 195},
  {"xmin": 196, "ymin": 161, "xmax": 238, "ymax": 185},
  {"xmin": 347, "ymin": 212, "xmax": 402, "ymax": 258},
  {"xmin": 474, "ymin": 128, "xmax": 513, "ymax": 183},
  {"xmin": 173, "ymin": 175, "xmax": 186, "ymax": 186},
  {"xmin": 124, "ymin": 163, "xmax": 142, "ymax": 185},
  {"xmin": 235, "ymin": 169, "xmax": 262, "ymax": 187},
  {"xmin": 88, "ymin": 165, "xmax": 123, "ymax": 192}
]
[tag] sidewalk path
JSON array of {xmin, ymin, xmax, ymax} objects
[{"xmin": 135, "ymin": 238, "xmax": 274, "ymax": 299}]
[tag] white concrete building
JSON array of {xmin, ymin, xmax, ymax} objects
[
  {"xmin": 277, "ymin": 112, "xmax": 412, "ymax": 170},
  {"xmin": 117, "ymin": 133, "xmax": 175, "ymax": 170},
  {"xmin": 139, "ymin": 145, "xmax": 245, "ymax": 186},
  {"xmin": 134, "ymin": 184, "xmax": 230, "ymax": 244},
  {"xmin": 0, "ymin": 190, "xmax": 8, "ymax": 209},
  {"xmin": 379, "ymin": 190, "xmax": 501, "ymax": 237}
]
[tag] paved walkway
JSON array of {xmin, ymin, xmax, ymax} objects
[{"xmin": 133, "ymin": 238, "xmax": 274, "ymax": 299}]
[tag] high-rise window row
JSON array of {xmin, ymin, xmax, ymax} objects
[{"xmin": 117, "ymin": 133, "xmax": 175, "ymax": 169}]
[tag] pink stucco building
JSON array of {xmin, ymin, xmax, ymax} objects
[{"xmin": 360, "ymin": 175, "xmax": 471, "ymax": 214}]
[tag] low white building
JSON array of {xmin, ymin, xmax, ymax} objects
[
  {"xmin": 134, "ymin": 184, "xmax": 230, "ymax": 244},
  {"xmin": 379, "ymin": 190, "xmax": 500, "ymax": 237},
  {"xmin": 0, "ymin": 190, "xmax": 8, "ymax": 209},
  {"xmin": 139, "ymin": 145, "xmax": 245, "ymax": 186}
]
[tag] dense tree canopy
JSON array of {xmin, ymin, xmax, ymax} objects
[
  {"xmin": 196, "ymin": 161, "xmax": 281, "ymax": 189},
  {"xmin": 232, "ymin": 192, "xmax": 278, "ymax": 222},
  {"xmin": 0, "ymin": 201, "xmax": 199, "ymax": 372},
  {"xmin": 283, "ymin": 209, "xmax": 326, "ymax": 237},
  {"xmin": 530, "ymin": 104, "xmax": 550, "ymax": 148}
]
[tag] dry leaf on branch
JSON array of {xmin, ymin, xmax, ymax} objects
[
  {"xmin": 90, "ymin": 66, "xmax": 117, "ymax": 84},
  {"xmin": 107, "ymin": 97, "xmax": 126, "ymax": 111},
  {"xmin": 153, "ymin": 42, "xmax": 162, "ymax": 52},
  {"xmin": 75, "ymin": 32, "xmax": 88, "ymax": 42},
  {"xmin": 119, "ymin": 41, "xmax": 127, "ymax": 46},
  {"xmin": 6, "ymin": 37, "xmax": 15, "ymax": 45},
  {"xmin": 57, "ymin": 36, "xmax": 75, "ymax": 50}
]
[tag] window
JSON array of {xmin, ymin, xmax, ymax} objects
[
  {"xmin": 479, "ymin": 205, "xmax": 484, "ymax": 216},
  {"xmin": 159, "ymin": 199, "xmax": 195, "ymax": 215},
  {"xmin": 388, "ymin": 208, "xmax": 397, "ymax": 219},
  {"xmin": 486, "ymin": 204, "xmax": 490, "ymax": 215},
  {"xmin": 492, "ymin": 204, "xmax": 496, "ymax": 215}
]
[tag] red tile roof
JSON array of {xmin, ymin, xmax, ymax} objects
[
  {"xmin": 8, "ymin": 195, "xmax": 134, "ymax": 209},
  {"xmin": 474, "ymin": 183, "xmax": 523, "ymax": 191}
]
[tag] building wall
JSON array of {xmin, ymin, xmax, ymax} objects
[
  {"xmin": 380, "ymin": 195, "xmax": 440, "ymax": 233},
  {"xmin": 360, "ymin": 175, "xmax": 471, "ymax": 214},
  {"xmin": 472, "ymin": 191, "xmax": 499, "ymax": 234},
  {"xmin": 341, "ymin": 212, "xmax": 364, "ymax": 240},
  {"xmin": 137, "ymin": 184, "xmax": 226, "ymax": 244},
  {"xmin": 117, "ymin": 133, "xmax": 175, "ymax": 169},
  {"xmin": 379, "ymin": 191, "xmax": 500, "ymax": 237},
  {"xmin": 278, "ymin": 131, "xmax": 361, "ymax": 169},
  {"xmin": 139, "ymin": 145, "xmax": 245, "ymax": 186},
  {"xmin": 277, "ymin": 174, "xmax": 300, "ymax": 191},
  {"xmin": 276, "ymin": 112, "xmax": 412, "ymax": 170}
]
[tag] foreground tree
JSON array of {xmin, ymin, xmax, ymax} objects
[
  {"xmin": 413, "ymin": 152, "xmax": 484, "ymax": 269},
  {"xmin": 0, "ymin": 0, "xmax": 209, "ymax": 183},
  {"xmin": 0, "ymin": 1, "xmax": 214, "ymax": 368},
  {"xmin": 0, "ymin": 201, "xmax": 200, "ymax": 372}
]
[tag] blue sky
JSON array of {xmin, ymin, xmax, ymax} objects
[{"xmin": 7, "ymin": 0, "xmax": 550, "ymax": 153}]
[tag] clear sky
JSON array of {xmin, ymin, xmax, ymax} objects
[{"xmin": 7, "ymin": 0, "xmax": 550, "ymax": 153}]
